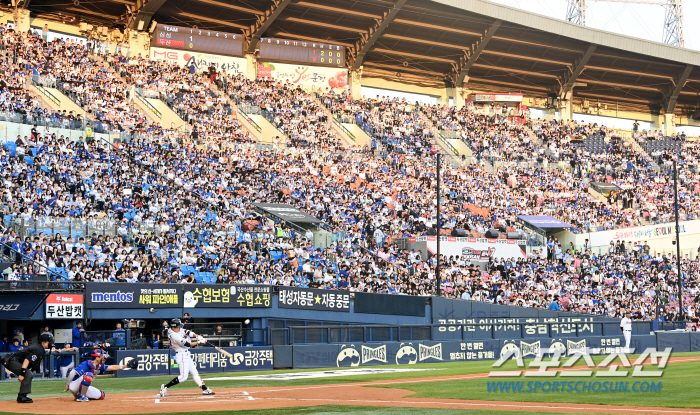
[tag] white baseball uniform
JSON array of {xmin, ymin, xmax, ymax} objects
[
  {"xmin": 620, "ymin": 316, "xmax": 632, "ymax": 352},
  {"xmin": 169, "ymin": 328, "xmax": 204, "ymax": 387},
  {"xmin": 60, "ymin": 361, "xmax": 75, "ymax": 379}
]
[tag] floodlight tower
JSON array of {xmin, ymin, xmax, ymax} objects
[{"xmin": 565, "ymin": 0, "xmax": 684, "ymax": 47}]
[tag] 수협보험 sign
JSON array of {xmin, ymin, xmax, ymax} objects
[{"xmin": 183, "ymin": 284, "xmax": 272, "ymax": 308}]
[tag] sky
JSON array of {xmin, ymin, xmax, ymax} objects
[{"xmin": 490, "ymin": 0, "xmax": 699, "ymax": 51}]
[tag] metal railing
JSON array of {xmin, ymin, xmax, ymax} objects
[
  {"xmin": 237, "ymin": 106, "xmax": 262, "ymax": 133},
  {"xmin": 135, "ymin": 91, "xmax": 161, "ymax": 119},
  {"xmin": 1, "ymin": 349, "xmax": 80, "ymax": 381},
  {"xmin": 31, "ymin": 77, "xmax": 61, "ymax": 107},
  {"xmin": 332, "ymin": 117, "xmax": 356, "ymax": 143},
  {"xmin": 0, "ymin": 279, "xmax": 85, "ymax": 292},
  {"xmin": 437, "ymin": 133, "xmax": 459, "ymax": 156},
  {"xmin": 261, "ymin": 109, "xmax": 288, "ymax": 137},
  {"xmin": 0, "ymin": 241, "xmax": 63, "ymax": 282},
  {"xmin": 9, "ymin": 216, "xmax": 118, "ymax": 240}
]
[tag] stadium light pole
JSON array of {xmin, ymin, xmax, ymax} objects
[
  {"xmin": 672, "ymin": 159, "xmax": 683, "ymax": 321},
  {"xmin": 436, "ymin": 152, "xmax": 441, "ymax": 297}
]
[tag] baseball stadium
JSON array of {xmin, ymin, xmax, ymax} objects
[{"xmin": 1, "ymin": 0, "xmax": 700, "ymax": 413}]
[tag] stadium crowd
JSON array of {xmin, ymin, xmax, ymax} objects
[{"xmin": 0, "ymin": 28, "xmax": 698, "ymax": 324}]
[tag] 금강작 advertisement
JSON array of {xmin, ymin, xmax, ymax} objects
[
  {"xmin": 191, "ymin": 347, "xmax": 273, "ymax": 373},
  {"xmin": 257, "ymin": 61, "xmax": 347, "ymax": 90},
  {"xmin": 278, "ymin": 286, "xmax": 350, "ymax": 312},
  {"xmin": 150, "ymin": 47, "xmax": 247, "ymax": 76},
  {"xmin": 115, "ymin": 349, "xmax": 171, "ymax": 378},
  {"xmin": 86, "ymin": 283, "xmax": 182, "ymax": 309},
  {"xmin": 114, "ymin": 347, "xmax": 273, "ymax": 377},
  {"xmin": 183, "ymin": 284, "xmax": 272, "ymax": 308},
  {"xmin": 46, "ymin": 293, "xmax": 84, "ymax": 319}
]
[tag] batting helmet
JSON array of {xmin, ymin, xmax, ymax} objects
[
  {"xmin": 91, "ymin": 349, "xmax": 104, "ymax": 358},
  {"xmin": 170, "ymin": 318, "xmax": 184, "ymax": 328},
  {"xmin": 39, "ymin": 333, "xmax": 54, "ymax": 344}
]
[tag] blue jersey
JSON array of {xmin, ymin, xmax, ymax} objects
[
  {"xmin": 58, "ymin": 354, "xmax": 74, "ymax": 367},
  {"xmin": 73, "ymin": 359, "xmax": 108, "ymax": 380}
]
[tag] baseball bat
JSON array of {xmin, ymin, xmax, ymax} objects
[{"xmin": 212, "ymin": 345, "xmax": 233, "ymax": 359}]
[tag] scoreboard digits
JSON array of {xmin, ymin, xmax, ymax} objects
[
  {"xmin": 259, "ymin": 38, "xmax": 345, "ymax": 67},
  {"xmin": 151, "ymin": 24, "xmax": 243, "ymax": 57},
  {"xmin": 151, "ymin": 28, "xmax": 345, "ymax": 68}
]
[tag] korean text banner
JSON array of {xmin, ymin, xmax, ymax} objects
[
  {"xmin": 114, "ymin": 349, "xmax": 171, "ymax": 378},
  {"xmin": 114, "ymin": 347, "xmax": 273, "ymax": 377},
  {"xmin": 183, "ymin": 284, "xmax": 272, "ymax": 308},
  {"xmin": 257, "ymin": 62, "xmax": 347, "ymax": 90},
  {"xmin": 150, "ymin": 47, "xmax": 247, "ymax": 76},
  {"xmin": 86, "ymin": 283, "xmax": 182, "ymax": 309},
  {"xmin": 191, "ymin": 347, "xmax": 273, "ymax": 373},
  {"xmin": 278, "ymin": 286, "xmax": 350, "ymax": 312},
  {"xmin": 46, "ymin": 293, "xmax": 84, "ymax": 319}
]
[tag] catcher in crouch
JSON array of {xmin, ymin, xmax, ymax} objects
[
  {"xmin": 159, "ymin": 318, "xmax": 214, "ymax": 397},
  {"xmin": 65, "ymin": 349, "xmax": 136, "ymax": 401}
]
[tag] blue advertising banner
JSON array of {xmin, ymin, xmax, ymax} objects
[
  {"xmin": 221, "ymin": 347, "xmax": 274, "ymax": 372},
  {"xmin": 690, "ymin": 332, "xmax": 700, "ymax": 352},
  {"xmin": 293, "ymin": 344, "xmax": 341, "ymax": 368},
  {"xmin": 0, "ymin": 294, "xmax": 46, "ymax": 320},
  {"xmin": 657, "ymin": 332, "xmax": 690, "ymax": 353},
  {"xmin": 115, "ymin": 347, "xmax": 273, "ymax": 377},
  {"xmin": 114, "ymin": 349, "xmax": 171, "ymax": 378}
]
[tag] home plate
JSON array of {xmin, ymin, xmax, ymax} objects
[{"xmin": 206, "ymin": 368, "xmax": 439, "ymax": 381}]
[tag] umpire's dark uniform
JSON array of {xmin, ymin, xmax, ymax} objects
[{"xmin": 2, "ymin": 333, "xmax": 53, "ymax": 403}]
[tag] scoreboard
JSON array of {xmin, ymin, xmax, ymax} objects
[
  {"xmin": 259, "ymin": 37, "xmax": 344, "ymax": 67},
  {"xmin": 151, "ymin": 24, "xmax": 243, "ymax": 57}
]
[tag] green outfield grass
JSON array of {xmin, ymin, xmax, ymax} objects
[{"xmin": 0, "ymin": 352, "xmax": 697, "ymax": 413}]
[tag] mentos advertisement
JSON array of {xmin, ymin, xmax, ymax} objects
[
  {"xmin": 85, "ymin": 283, "xmax": 182, "ymax": 309},
  {"xmin": 150, "ymin": 47, "xmax": 247, "ymax": 76},
  {"xmin": 257, "ymin": 61, "xmax": 347, "ymax": 90}
]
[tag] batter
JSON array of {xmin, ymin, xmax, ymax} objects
[{"xmin": 159, "ymin": 318, "xmax": 214, "ymax": 397}]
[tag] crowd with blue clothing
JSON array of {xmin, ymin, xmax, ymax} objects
[
  {"xmin": 320, "ymin": 91, "xmax": 433, "ymax": 155},
  {"xmin": 0, "ymin": 26, "xmax": 699, "ymax": 326},
  {"xmin": 112, "ymin": 55, "xmax": 249, "ymax": 143}
]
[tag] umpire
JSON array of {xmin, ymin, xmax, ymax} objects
[{"xmin": 1, "ymin": 333, "xmax": 55, "ymax": 403}]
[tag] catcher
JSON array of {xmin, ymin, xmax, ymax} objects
[{"xmin": 65, "ymin": 349, "xmax": 136, "ymax": 401}]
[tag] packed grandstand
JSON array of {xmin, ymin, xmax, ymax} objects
[{"xmin": 0, "ymin": 25, "xmax": 699, "ymax": 328}]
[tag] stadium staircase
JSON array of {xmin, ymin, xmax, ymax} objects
[
  {"xmin": 419, "ymin": 111, "xmax": 479, "ymax": 170},
  {"xmin": 90, "ymin": 53, "xmax": 162, "ymax": 126},
  {"xmin": 312, "ymin": 94, "xmax": 358, "ymax": 148},
  {"xmin": 625, "ymin": 134, "xmax": 660, "ymax": 171},
  {"xmin": 40, "ymin": 85, "xmax": 86, "ymax": 118},
  {"xmin": 28, "ymin": 77, "xmax": 63, "ymax": 112}
]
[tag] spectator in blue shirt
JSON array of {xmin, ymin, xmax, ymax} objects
[
  {"xmin": 548, "ymin": 298, "xmax": 561, "ymax": 311},
  {"xmin": 113, "ymin": 322, "xmax": 126, "ymax": 347},
  {"xmin": 7, "ymin": 338, "xmax": 22, "ymax": 352},
  {"xmin": 0, "ymin": 334, "xmax": 7, "ymax": 352},
  {"xmin": 149, "ymin": 333, "xmax": 160, "ymax": 349},
  {"xmin": 72, "ymin": 322, "xmax": 84, "ymax": 348}
]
